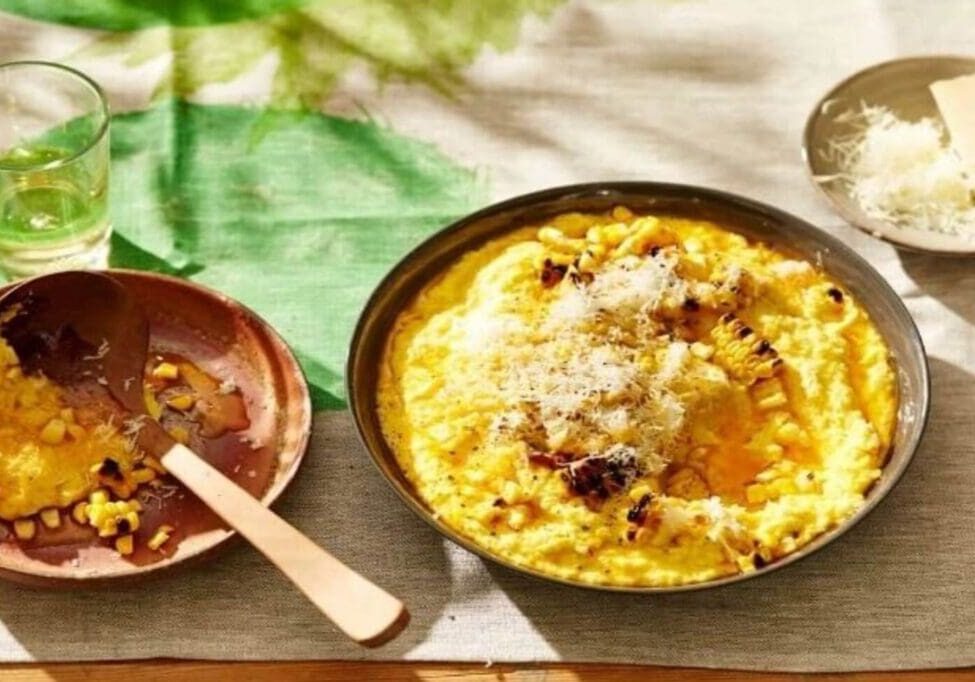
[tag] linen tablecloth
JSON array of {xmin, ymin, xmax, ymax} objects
[{"xmin": 0, "ymin": 0, "xmax": 973, "ymax": 671}]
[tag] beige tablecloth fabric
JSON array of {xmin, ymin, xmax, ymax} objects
[{"xmin": 1, "ymin": 0, "xmax": 975, "ymax": 671}]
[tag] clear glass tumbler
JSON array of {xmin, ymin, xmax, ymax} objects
[{"xmin": 0, "ymin": 61, "xmax": 111, "ymax": 279}]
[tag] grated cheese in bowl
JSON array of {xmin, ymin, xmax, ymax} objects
[{"xmin": 817, "ymin": 103, "xmax": 975, "ymax": 237}]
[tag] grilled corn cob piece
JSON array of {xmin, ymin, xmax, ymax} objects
[
  {"xmin": 710, "ymin": 313, "xmax": 782, "ymax": 384},
  {"xmin": 80, "ymin": 490, "xmax": 143, "ymax": 539}
]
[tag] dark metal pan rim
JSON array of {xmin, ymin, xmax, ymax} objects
[{"xmin": 347, "ymin": 181, "xmax": 931, "ymax": 593}]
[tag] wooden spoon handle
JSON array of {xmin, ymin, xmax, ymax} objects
[{"xmin": 161, "ymin": 443, "xmax": 408, "ymax": 646}]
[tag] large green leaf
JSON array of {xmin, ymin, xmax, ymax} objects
[
  {"xmin": 69, "ymin": 0, "xmax": 565, "ymax": 110},
  {"xmin": 108, "ymin": 100, "xmax": 487, "ymax": 409},
  {"xmin": 0, "ymin": 0, "xmax": 313, "ymax": 30}
]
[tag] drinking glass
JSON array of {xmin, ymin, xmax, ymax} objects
[{"xmin": 0, "ymin": 61, "xmax": 111, "ymax": 279}]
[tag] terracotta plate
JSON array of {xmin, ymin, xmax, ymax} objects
[
  {"xmin": 0, "ymin": 270, "xmax": 312, "ymax": 586},
  {"xmin": 803, "ymin": 55, "xmax": 975, "ymax": 254}
]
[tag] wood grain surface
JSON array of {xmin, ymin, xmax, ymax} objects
[{"xmin": 1, "ymin": 662, "xmax": 974, "ymax": 681}]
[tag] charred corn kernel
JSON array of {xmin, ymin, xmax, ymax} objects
[
  {"xmin": 611, "ymin": 205, "xmax": 634, "ymax": 222},
  {"xmin": 147, "ymin": 525, "xmax": 173, "ymax": 551},
  {"xmin": 773, "ymin": 478, "xmax": 798, "ymax": 496},
  {"xmin": 151, "ymin": 362, "xmax": 179, "ymax": 380},
  {"xmin": 541, "ymin": 251, "xmax": 574, "ymax": 267},
  {"xmin": 66, "ymin": 423, "xmax": 86, "ymax": 441},
  {"xmin": 676, "ymin": 252, "xmax": 710, "ymax": 280},
  {"xmin": 13, "ymin": 519, "xmax": 36, "ymax": 540},
  {"xmin": 752, "ymin": 378, "xmax": 784, "ymax": 399},
  {"xmin": 144, "ymin": 388, "xmax": 162, "ymax": 420},
  {"xmin": 167, "ymin": 425, "xmax": 190, "ymax": 444},
  {"xmin": 538, "ymin": 227, "xmax": 586, "ymax": 254},
  {"xmin": 500, "ymin": 480, "xmax": 520, "ymax": 505},
  {"xmin": 537, "ymin": 226, "xmax": 565, "ymax": 245},
  {"xmin": 39, "ymin": 508, "xmax": 61, "ymax": 529},
  {"xmin": 746, "ymin": 484, "xmax": 767, "ymax": 505},
  {"xmin": 507, "ymin": 507, "xmax": 528, "ymax": 530},
  {"xmin": 109, "ymin": 480, "xmax": 134, "ymax": 499},
  {"xmin": 665, "ymin": 467, "xmax": 710, "ymax": 500},
  {"xmin": 614, "ymin": 217, "xmax": 677, "ymax": 256},
  {"xmin": 710, "ymin": 313, "xmax": 783, "ymax": 385},
  {"xmin": 86, "ymin": 505, "xmax": 107, "ymax": 527},
  {"xmin": 775, "ymin": 421, "xmax": 803, "ymax": 445},
  {"xmin": 628, "ymin": 483, "xmax": 653, "ymax": 503},
  {"xmin": 577, "ymin": 250, "xmax": 598, "ymax": 273},
  {"xmin": 39, "ymin": 418, "xmax": 66, "ymax": 445},
  {"xmin": 757, "ymin": 392, "xmax": 788, "ymax": 410},
  {"xmin": 586, "ymin": 222, "xmax": 629, "ymax": 247},
  {"xmin": 124, "ymin": 511, "xmax": 140, "ymax": 533},
  {"xmin": 115, "ymin": 534, "xmax": 134, "ymax": 556},
  {"xmin": 131, "ymin": 467, "xmax": 156, "ymax": 484},
  {"xmin": 84, "ymin": 494, "xmax": 142, "ymax": 539},
  {"xmin": 588, "ymin": 242, "xmax": 608, "ymax": 257},
  {"xmin": 142, "ymin": 456, "xmax": 167, "ymax": 474},
  {"xmin": 72, "ymin": 502, "xmax": 88, "ymax": 524},
  {"xmin": 0, "ymin": 342, "xmax": 19, "ymax": 365},
  {"xmin": 166, "ymin": 394, "xmax": 195, "ymax": 411},
  {"xmin": 547, "ymin": 213, "xmax": 593, "ymax": 237}
]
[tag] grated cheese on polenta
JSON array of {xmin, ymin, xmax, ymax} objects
[{"xmin": 378, "ymin": 208, "xmax": 897, "ymax": 587}]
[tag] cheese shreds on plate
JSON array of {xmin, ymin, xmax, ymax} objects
[{"xmin": 818, "ymin": 103, "xmax": 975, "ymax": 237}]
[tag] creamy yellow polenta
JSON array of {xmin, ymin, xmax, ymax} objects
[
  {"xmin": 0, "ymin": 336, "xmax": 136, "ymax": 522},
  {"xmin": 378, "ymin": 208, "xmax": 897, "ymax": 587}
]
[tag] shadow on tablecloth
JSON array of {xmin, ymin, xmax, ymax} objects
[
  {"xmin": 488, "ymin": 356, "xmax": 974, "ymax": 672},
  {"xmin": 0, "ymin": 412, "xmax": 453, "ymax": 662}
]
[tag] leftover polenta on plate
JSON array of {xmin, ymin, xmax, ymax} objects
[{"xmin": 378, "ymin": 207, "xmax": 897, "ymax": 587}]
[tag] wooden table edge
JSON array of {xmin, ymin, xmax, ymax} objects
[{"xmin": 1, "ymin": 661, "xmax": 974, "ymax": 681}]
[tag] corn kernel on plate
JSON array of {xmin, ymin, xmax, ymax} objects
[
  {"xmin": 348, "ymin": 182, "xmax": 930, "ymax": 592},
  {"xmin": 0, "ymin": 271, "xmax": 311, "ymax": 586}
]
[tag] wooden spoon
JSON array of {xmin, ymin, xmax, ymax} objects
[{"xmin": 0, "ymin": 271, "xmax": 408, "ymax": 647}]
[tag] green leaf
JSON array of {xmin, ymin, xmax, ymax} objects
[
  {"xmin": 0, "ymin": 0, "xmax": 315, "ymax": 30},
  {"xmin": 66, "ymin": 0, "xmax": 566, "ymax": 110},
  {"xmin": 108, "ymin": 100, "xmax": 487, "ymax": 410}
]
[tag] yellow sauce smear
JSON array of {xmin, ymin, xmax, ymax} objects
[{"xmin": 0, "ymin": 337, "xmax": 136, "ymax": 520}]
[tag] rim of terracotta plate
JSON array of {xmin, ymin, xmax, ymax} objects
[{"xmin": 0, "ymin": 269, "xmax": 312, "ymax": 586}]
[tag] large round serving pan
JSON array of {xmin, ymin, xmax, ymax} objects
[{"xmin": 348, "ymin": 182, "xmax": 930, "ymax": 592}]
